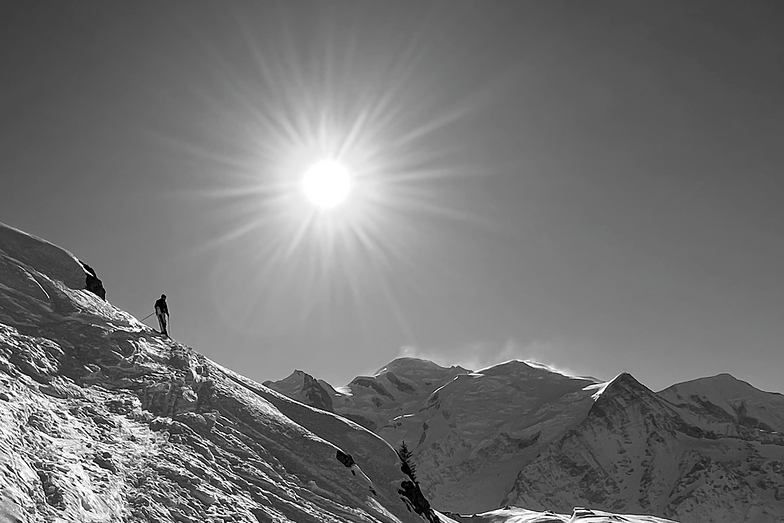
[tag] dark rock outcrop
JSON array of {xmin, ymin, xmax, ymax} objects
[
  {"xmin": 350, "ymin": 376, "xmax": 395, "ymax": 400},
  {"xmin": 336, "ymin": 449, "xmax": 355, "ymax": 468},
  {"xmin": 398, "ymin": 480, "xmax": 440, "ymax": 523},
  {"xmin": 79, "ymin": 261, "xmax": 106, "ymax": 300},
  {"xmin": 301, "ymin": 371, "xmax": 334, "ymax": 412}
]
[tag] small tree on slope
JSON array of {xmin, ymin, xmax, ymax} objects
[
  {"xmin": 396, "ymin": 443, "xmax": 439, "ymax": 523},
  {"xmin": 397, "ymin": 441, "xmax": 418, "ymax": 483}
]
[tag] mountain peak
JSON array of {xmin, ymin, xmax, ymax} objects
[
  {"xmin": 263, "ymin": 369, "xmax": 334, "ymax": 412},
  {"xmin": 659, "ymin": 371, "xmax": 784, "ymax": 433},
  {"xmin": 474, "ymin": 360, "xmax": 600, "ymax": 387},
  {"xmin": 661, "ymin": 372, "xmax": 780, "ymax": 401},
  {"xmin": 375, "ymin": 357, "xmax": 468, "ymax": 376},
  {"xmin": 589, "ymin": 372, "xmax": 654, "ymax": 405},
  {"xmin": 611, "ymin": 371, "xmax": 639, "ymax": 385},
  {"xmin": 715, "ymin": 372, "xmax": 737, "ymax": 379}
]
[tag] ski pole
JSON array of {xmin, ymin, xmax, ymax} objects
[{"xmin": 140, "ymin": 312, "xmax": 155, "ymax": 322}]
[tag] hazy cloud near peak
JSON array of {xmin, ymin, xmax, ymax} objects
[{"xmin": 396, "ymin": 339, "xmax": 581, "ymax": 377}]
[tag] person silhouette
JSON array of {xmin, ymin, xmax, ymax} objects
[{"xmin": 154, "ymin": 294, "xmax": 169, "ymax": 337}]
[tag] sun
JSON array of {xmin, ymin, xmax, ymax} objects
[{"xmin": 301, "ymin": 160, "xmax": 352, "ymax": 209}]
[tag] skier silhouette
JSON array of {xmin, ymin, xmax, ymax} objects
[{"xmin": 154, "ymin": 294, "xmax": 169, "ymax": 337}]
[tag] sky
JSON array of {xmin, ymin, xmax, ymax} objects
[{"xmin": 1, "ymin": 1, "xmax": 782, "ymax": 393}]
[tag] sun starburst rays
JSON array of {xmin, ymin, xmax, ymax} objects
[{"xmin": 156, "ymin": 11, "xmax": 490, "ymax": 338}]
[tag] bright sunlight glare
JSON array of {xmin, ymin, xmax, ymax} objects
[
  {"xmin": 176, "ymin": 9, "xmax": 484, "ymax": 338},
  {"xmin": 301, "ymin": 160, "xmax": 352, "ymax": 209}
]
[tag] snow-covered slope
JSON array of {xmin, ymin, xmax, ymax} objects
[
  {"xmin": 337, "ymin": 358, "xmax": 470, "ymax": 432},
  {"xmin": 659, "ymin": 373, "xmax": 784, "ymax": 434},
  {"xmin": 0, "ymin": 222, "xmax": 435, "ymax": 523},
  {"xmin": 0, "ymin": 223, "xmax": 87, "ymax": 291},
  {"xmin": 377, "ymin": 361, "xmax": 601, "ymax": 513}
]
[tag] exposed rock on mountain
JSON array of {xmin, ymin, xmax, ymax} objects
[
  {"xmin": 79, "ymin": 261, "xmax": 106, "ymax": 300},
  {"xmin": 262, "ymin": 370, "xmax": 334, "ymax": 413}
]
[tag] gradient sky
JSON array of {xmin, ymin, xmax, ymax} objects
[{"xmin": 2, "ymin": 1, "xmax": 782, "ymax": 393}]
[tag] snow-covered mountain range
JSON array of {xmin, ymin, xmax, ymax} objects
[
  {"xmin": 266, "ymin": 356, "xmax": 784, "ymax": 522},
  {"xmin": 0, "ymin": 222, "xmax": 680, "ymax": 523}
]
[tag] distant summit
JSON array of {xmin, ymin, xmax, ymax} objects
[
  {"xmin": 659, "ymin": 373, "xmax": 784, "ymax": 434},
  {"xmin": 266, "ymin": 356, "xmax": 470, "ymax": 432},
  {"xmin": 375, "ymin": 357, "xmax": 470, "ymax": 377},
  {"xmin": 262, "ymin": 369, "xmax": 335, "ymax": 412}
]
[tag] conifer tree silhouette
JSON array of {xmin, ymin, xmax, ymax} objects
[{"xmin": 397, "ymin": 441, "xmax": 417, "ymax": 482}]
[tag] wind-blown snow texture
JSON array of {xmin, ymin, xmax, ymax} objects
[{"xmin": 267, "ymin": 357, "xmax": 784, "ymax": 521}]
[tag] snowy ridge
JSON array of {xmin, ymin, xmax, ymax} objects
[
  {"xmin": 659, "ymin": 373, "xmax": 784, "ymax": 434},
  {"xmin": 0, "ymin": 222, "xmax": 87, "ymax": 291},
  {"xmin": 386, "ymin": 361, "xmax": 602, "ymax": 513}
]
